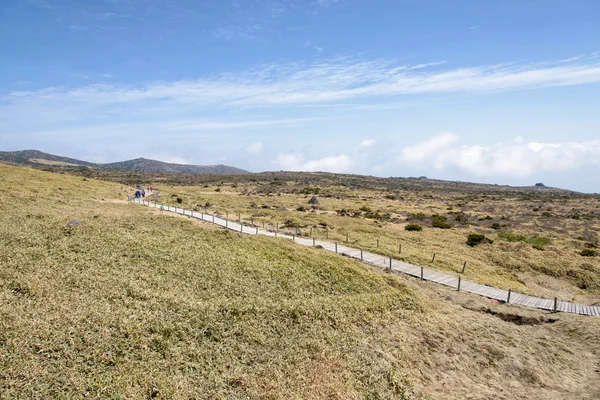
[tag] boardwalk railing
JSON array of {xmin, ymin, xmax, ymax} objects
[{"xmin": 130, "ymin": 197, "xmax": 600, "ymax": 317}]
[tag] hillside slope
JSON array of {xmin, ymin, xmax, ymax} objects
[
  {"xmin": 0, "ymin": 150, "xmax": 249, "ymax": 175},
  {"xmin": 0, "ymin": 164, "xmax": 598, "ymax": 399}
]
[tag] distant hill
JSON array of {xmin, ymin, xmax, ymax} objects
[{"xmin": 0, "ymin": 150, "xmax": 249, "ymax": 175}]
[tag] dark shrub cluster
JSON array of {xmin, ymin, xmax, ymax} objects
[
  {"xmin": 431, "ymin": 214, "xmax": 451, "ymax": 229},
  {"xmin": 466, "ymin": 233, "xmax": 493, "ymax": 247},
  {"xmin": 405, "ymin": 224, "xmax": 423, "ymax": 232}
]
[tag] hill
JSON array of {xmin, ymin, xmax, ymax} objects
[
  {"xmin": 0, "ymin": 163, "xmax": 599, "ymax": 399},
  {"xmin": 0, "ymin": 149, "xmax": 249, "ymax": 175}
]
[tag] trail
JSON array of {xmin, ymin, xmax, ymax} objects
[{"xmin": 131, "ymin": 197, "xmax": 600, "ymax": 317}]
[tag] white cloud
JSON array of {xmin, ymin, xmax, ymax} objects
[
  {"xmin": 275, "ymin": 153, "xmax": 352, "ymax": 173},
  {"xmin": 5, "ymin": 55, "xmax": 600, "ymax": 119},
  {"xmin": 358, "ymin": 139, "xmax": 377, "ymax": 149},
  {"xmin": 245, "ymin": 142, "xmax": 264, "ymax": 156},
  {"xmin": 400, "ymin": 133, "xmax": 600, "ymax": 178}
]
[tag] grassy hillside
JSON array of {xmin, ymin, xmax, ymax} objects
[
  {"xmin": 145, "ymin": 180, "xmax": 600, "ymax": 303},
  {"xmin": 1, "ymin": 163, "xmax": 599, "ymax": 399}
]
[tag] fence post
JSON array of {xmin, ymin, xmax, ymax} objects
[
  {"xmin": 310, "ymin": 227, "xmax": 313, "ymax": 237},
  {"xmin": 313, "ymin": 237, "xmax": 315, "ymax": 245},
  {"xmin": 420, "ymin": 266, "xmax": 424, "ymax": 281},
  {"xmin": 346, "ymin": 232, "xmax": 349, "ymax": 243},
  {"xmin": 251, "ymin": 218, "xmax": 254, "ymax": 226},
  {"xmin": 256, "ymin": 227, "xmax": 258, "ymax": 234},
  {"xmin": 226, "ymin": 220, "xmax": 228, "ymax": 228},
  {"xmin": 388, "ymin": 256, "xmax": 392, "ymax": 272},
  {"xmin": 553, "ymin": 297, "xmax": 558, "ymax": 313},
  {"xmin": 377, "ymin": 238, "xmax": 379, "ymax": 248},
  {"xmin": 238, "ymin": 213, "xmax": 240, "ymax": 222},
  {"xmin": 399, "ymin": 243, "xmax": 402, "ymax": 254},
  {"xmin": 240, "ymin": 223, "xmax": 243, "ymax": 233},
  {"xmin": 507, "ymin": 288, "xmax": 512, "ymax": 303},
  {"xmin": 296, "ymin": 225, "xmax": 299, "ymax": 236},
  {"xmin": 457, "ymin": 276, "xmax": 461, "ymax": 291},
  {"xmin": 360, "ymin": 249, "xmax": 363, "ymax": 261},
  {"xmin": 212, "ymin": 215, "xmax": 215, "ymax": 223},
  {"xmin": 432, "ymin": 253, "xmax": 436, "ymax": 263},
  {"xmin": 461, "ymin": 261, "xmax": 467, "ymax": 274},
  {"xmin": 335, "ymin": 242, "xmax": 338, "ymax": 253},
  {"xmin": 262, "ymin": 221, "xmax": 265, "ymax": 229},
  {"xmin": 293, "ymin": 234, "xmax": 295, "ymax": 241}
]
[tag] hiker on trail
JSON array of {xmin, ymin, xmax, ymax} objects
[
  {"xmin": 142, "ymin": 190, "xmax": 145, "ymax": 198},
  {"xmin": 135, "ymin": 190, "xmax": 141, "ymax": 198}
]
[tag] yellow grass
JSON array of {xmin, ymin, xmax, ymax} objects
[{"xmin": 1, "ymin": 163, "xmax": 599, "ymax": 399}]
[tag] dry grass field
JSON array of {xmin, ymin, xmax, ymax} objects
[
  {"xmin": 1, "ymin": 163, "xmax": 599, "ymax": 399},
  {"xmin": 136, "ymin": 174, "xmax": 600, "ymax": 305}
]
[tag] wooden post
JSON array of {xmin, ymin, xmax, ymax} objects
[
  {"xmin": 262, "ymin": 221, "xmax": 265, "ymax": 229},
  {"xmin": 457, "ymin": 276, "xmax": 461, "ymax": 291},
  {"xmin": 360, "ymin": 249, "xmax": 363, "ymax": 261},
  {"xmin": 377, "ymin": 238, "xmax": 379, "ymax": 248},
  {"xmin": 251, "ymin": 218, "xmax": 254, "ymax": 226},
  {"xmin": 310, "ymin": 227, "xmax": 313, "ymax": 237},
  {"xmin": 461, "ymin": 261, "xmax": 467, "ymax": 274},
  {"xmin": 238, "ymin": 213, "xmax": 240, "ymax": 222},
  {"xmin": 212, "ymin": 215, "xmax": 214, "ymax": 223},
  {"xmin": 420, "ymin": 266, "xmax": 424, "ymax": 281},
  {"xmin": 256, "ymin": 227, "xmax": 258, "ymax": 234},
  {"xmin": 507, "ymin": 288, "xmax": 512, "ymax": 303},
  {"xmin": 389, "ymin": 256, "xmax": 392, "ymax": 271},
  {"xmin": 226, "ymin": 220, "xmax": 228, "ymax": 228},
  {"xmin": 313, "ymin": 238, "xmax": 315, "ymax": 246},
  {"xmin": 240, "ymin": 223, "xmax": 243, "ymax": 233},
  {"xmin": 432, "ymin": 253, "xmax": 436, "ymax": 263},
  {"xmin": 399, "ymin": 243, "xmax": 402, "ymax": 254},
  {"xmin": 346, "ymin": 232, "xmax": 349, "ymax": 243},
  {"xmin": 335, "ymin": 242, "xmax": 338, "ymax": 253},
  {"xmin": 226, "ymin": 212, "xmax": 228, "ymax": 219},
  {"xmin": 276, "ymin": 223, "xmax": 279, "ymax": 234},
  {"xmin": 293, "ymin": 234, "xmax": 295, "ymax": 241},
  {"xmin": 296, "ymin": 225, "xmax": 299, "ymax": 236},
  {"xmin": 553, "ymin": 297, "xmax": 558, "ymax": 313}
]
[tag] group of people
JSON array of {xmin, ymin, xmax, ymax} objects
[{"xmin": 134, "ymin": 185, "xmax": 154, "ymax": 199}]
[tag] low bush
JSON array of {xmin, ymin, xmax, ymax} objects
[
  {"xmin": 405, "ymin": 224, "xmax": 423, "ymax": 232},
  {"xmin": 431, "ymin": 214, "xmax": 451, "ymax": 229},
  {"xmin": 176, "ymin": 197, "xmax": 183, "ymax": 204},
  {"xmin": 214, "ymin": 188, "xmax": 221, "ymax": 192},
  {"xmin": 296, "ymin": 206, "xmax": 306, "ymax": 212},
  {"xmin": 466, "ymin": 233, "xmax": 493, "ymax": 247},
  {"xmin": 498, "ymin": 231, "xmax": 552, "ymax": 250},
  {"xmin": 408, "ymin": 212, "xmax": 426, "ymax": 221},
  {"xmin": 491, "ymin": 223, "xmax": 501, "ymax": 230},
  {"xmin": 580, "ymin": 249, "xmax": 597, "ymax": 257}
]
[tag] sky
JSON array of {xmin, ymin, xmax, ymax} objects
[{"xmin": 1, "ymin": 0, "xmax": 600, "ymax": 192}]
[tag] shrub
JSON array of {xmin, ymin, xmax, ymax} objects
[
  {"xmin": 491, "ymin": 223, "xmax": 501, "ymax": 230},
  {"xmin": 176, "ymin": 197, "xmax": 183, "ymax": 204},
  {"xmin": 498, "ymin": 231, "xmax": 552, "ymax": 250},
  {"xmin": 467, "ymin": 233, "xmax": 493, "ymax": 247},
  {"xmin": 214, "ymin": 188, "xmax": 221, "ymax": 192},
  {"xmin": 405, "ymin": 224, "xmax": 423, "ymax": 232},
  {"xmin": 581, "ymin": 249, "xmax": 597, "ymax": 257},
  {"xmin": 385, "ymin": 194, "xmax": 397, "ymax": 200},
  {"xmin": 584, "ymin": 242, "xmax": 598, "ymax": 249},
  {"xmin": 408, "ymin": 212, "xmax": 426, "ymax": 221},
  {"xmin": 359, "ymin": 206, "xmax": 372, "ymax": 212},
  {"xmin": 431, "ymin": 214, "xmax": 451, "ymax": 229},
  {"xmin": 231, "ymin": 184, "xmax": 237, "ymax": 188},
  {"xmin": 296, "ymin": 205, "xmax": 306, "ymax": 212}
]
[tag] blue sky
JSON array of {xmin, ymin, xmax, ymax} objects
[{"xmin": 1, "ymin": 0, "xmax": 600, "ymax": 192}]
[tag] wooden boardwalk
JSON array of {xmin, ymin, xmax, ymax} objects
[{"xmin": 133, "ymin": 198, "xmax": 600, "ymax": 317}]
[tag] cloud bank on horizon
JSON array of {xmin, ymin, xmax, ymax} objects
[{"xmin": 1, "ymin": 0, "xmax": 599, "ymax": 192}]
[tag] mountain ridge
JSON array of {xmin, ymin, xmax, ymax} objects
[{"xmin": 0, "ymin": 149, "xmax": 250, "ymax": 175}]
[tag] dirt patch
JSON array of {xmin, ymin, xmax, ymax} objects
[{"xmin": 478, "ymin": 307, "xmax": 559, "ymax": 325}]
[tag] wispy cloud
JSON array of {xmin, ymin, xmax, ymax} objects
[{"xmin": 5, "ymin": 55, "xmax": 600, "ymax": 116}]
